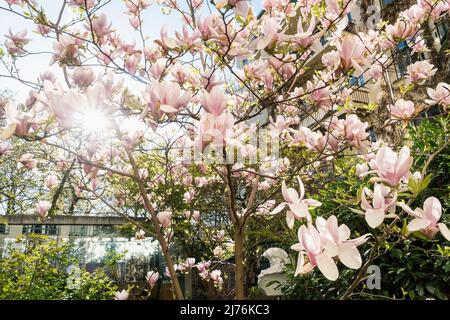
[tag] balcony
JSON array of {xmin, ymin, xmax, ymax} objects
[{"xmin": 350, "ymin": 87, "xmax": 371, "ymax": 105}]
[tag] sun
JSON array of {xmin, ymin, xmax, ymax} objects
[{"xmin": 79, "ymin": 109, "xmax": 110, "ymax": 134}]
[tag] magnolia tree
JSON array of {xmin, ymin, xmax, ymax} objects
[{"xmin": 0, "ymin": 0, "xmax": 449, "ymax": 300}]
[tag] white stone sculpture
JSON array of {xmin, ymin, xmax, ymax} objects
[{"xmin": 257, "ymin": 247, "xmax": 291, "ymax": 296}]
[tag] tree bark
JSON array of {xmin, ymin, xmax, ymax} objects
[{"xmin": 234, "ymin": 228, "xmax": 245, "ymax": 299}]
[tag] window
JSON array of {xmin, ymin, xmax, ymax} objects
[
  {"xmin": 395, "ymin": 41, "xmax": 425, "ymax": 78},
  {"xmin": 349, "ymin": 75, "xmax": 365, "ymax": 87},
  {"xmin": 368, "ymin": 129, "xmax": 377, "ymax": 143},
  {"xmin": 22, "ymin": 224, "xmax": 58, "ymax": 235},
  {"xmin": 382, "ymin": 0, "xmax": 395, "ymax": 6},
  {"xmin": 69, "ymin": 225, "xmax": 87, "ymax": 236},
  {"xmin": 93, "ymin": 225, "xmax": 115, "ymax": 236},
  {"xmin": 46, "ymin": 225, "xmax": 57, "ymax": 235},
  {"xmin": 0, "ymin": 224, "xmax": 8, "ymax": 234},
  {"xmin": 33, "ymin": 225, "xmax": 43, "ymax": 234},
  {"xmin": 436, "ymin": 20, "xmax": 448, "ymax": 43}
]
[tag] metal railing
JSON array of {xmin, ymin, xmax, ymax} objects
[{"xmin": 350, "ymin": 87, "xmax": 371, "ymax": 104}]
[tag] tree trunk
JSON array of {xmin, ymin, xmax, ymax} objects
[
  {"xmin": 234, "ymin": 228, "xmax": 245, "ymax": 299},
  {"xmin": 160, "ymin": 240, "xmax": 184, "ymax": 299}
]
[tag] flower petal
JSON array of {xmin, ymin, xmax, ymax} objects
[
  {"xmin": 303, "ymin": 199, "xmax": 322, "ymax": 207},
  {"xmin": 1, "ymin": 123, "xmax": 17, "ymax": 140},
  {"xmin": 437, "ymin": 223, "xmax": 450, "ymax": 241},
  {"xmin": 270, "ymin": 202, "xmax": 286, "ymax": 215},
  {"xmin": 297, "ymin": 176, "xmax": 305, "ymax": 200},
  {"xmin": 289, "ymin": 202, "xmax": 309, "ymax": 218},
  {"xmin": 423, "ymin": 197, "xmax": 441, "ymax": 223},
  {"xmin": 316, "ymin": 253, "xmax": 339, "ymax": 281},
  {"xmin": 282, "ymin": 181, "xmax": 298, "ymax": 203},
  {"xmin": 159, "ymin": 104, "xmax": 178, "ymax": 113},
  {"xmin": 294, "ymin": 252, "xmax": 305, "ymax": 276},
  {"xmin": 365, "ymin": 208, "xmax": 385, "ymax": 228},
  {"xmin": 286, "ymin": 211, "xmax": 295, "ymax": 229},
  {"xmin": 338, "ymin": 245, "xmax": 362, "ymax": 269},
  {"xmin": 407, "ymin": 218, "xmax": 431, "ymax": 232}
]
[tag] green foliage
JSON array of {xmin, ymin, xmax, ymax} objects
[
  {"xmin": 0, "ymin": 235, "xmax": 117, "ymax": 300},
  {"xmin": 408, "ymin": 115, "xmax": 449, "ymax": 217}
]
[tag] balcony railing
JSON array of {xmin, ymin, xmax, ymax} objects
[{"xmin": 350, "ymin": 87, "xmax": 371, "ymax": 105}]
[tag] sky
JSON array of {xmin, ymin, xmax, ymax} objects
[{"xmin": 0, "ymin": 0, "xmax": 263, "ymax": 101}]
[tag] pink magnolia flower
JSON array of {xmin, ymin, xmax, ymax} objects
[
  {"xmin": 45, "ymin": 174, "xmax": 59, "ymax": 189},
  {"xmin": 399, "ymin": 197, "xmax": 450, "ymax": 241},
  {"xmin": 197, "ymin": 80, "xmax": 220, "ymax": 100},
  {"xmin": 210, "ymin": 269, "xmax": 224, "ymax": 289},
  {"xmin": 72, "ymin": 67, "xmax": 95, "ymax": 87},
  {"xmin": 18, "ymin": 153, "xmax": 37, "ymax": 169},
  {"xmin": 291, "ymin": 223, "xmax": 337, "ymax": 280},
  {"xmin": 114, "ymin": 290, "xmax": 129, "ymax": 300},
  {"xmin": 316, "ymin": 215, "xmax": 370, "ymax": 269},
  {"xmin": 386, "ymin": 20, "xmax": 416, "ymax": 40},
  {"xmin": 143, "ymin": 81, "xmax": 191, "ymax": 120},
  {"xmin": 355, "ymin": 163, "xmax": 369, "ymax": 179},
  {"xmin": 271, "ymin": 176, "xmax": 322, "ymax": 229},
  {"xmin": 196, "ymin": 261, "xmax": 211, "ymax": 273},
  {"xmin": 324, "ymin": 0, "xmax": 354, "ymax": 22},
  {"xmin": 335, "ymin": 35, "xmax": 367, "ymax": 75},
  {"xmin": 36, "ymin": 200, "xmax": 51, "ymax": 219},
  {"xmin": 157, "ymin": 210, "xmax": 172, "ymax": 228},
  {"xmin": 69, "ymin": 0, "xmax": 95, "ymax": 8},
  {"xmin": 291, "ymin": 15, "xmax": 321, "ymax": 50},
  {"xmin": 148, "ymin": 59, "xmax": 165, "ymax": 81},
  {"xmin": 86, "ymin": 13, "xmax": 113, "ymax": 39},
  {"xmin": 146, "ymin": 271, "xmax": 159, "ymax": 289},
  {"xmin": 1, "ymin": 102, "xmax": 36, "ymax": 139},
  {"xmin": 389, "ymin": 99, "xmax": 415, "ymax": 120},
  {"xmin": 197, "ymin": 14, "xmax": 220, "ymax": 41},
  {"xmin": 155, "ymin": 25, "xmax": 177, "ymax": 51},
  {"xmin": 39, "ymin": 70, "xmax": 57, "ymax": 84},
  {"xmin": 191, "ymin": 210, "xmax": 200, "ymax": 222},
  {"xmin": 50, "ymin": 34, "xmax": 82, "ymax": 66},
  {"xmin": 410, "ymin": 35, "xmax": 429, "ymax": 54},
  {"xmin": 368, "ymin": 63, "xmax": 383, "ymax": 81},
  {"xmin": 406, "ymin": 60, "xmax": 437, "ymax": 83},
  {"xmin": 184, "ymin": 191, "xmax": 195, "ymax": 203},
  {"xmin": 200, "ymin": 86, "xmax": 227, "ymax": 116},
  {"xmin": 269, "ymin": 115, "xmax": 295, "ymax": 135},
  {"xmin": 216, "ymin": 0, "xmax": 251, "ymax": 17},
  {"xmin": 425, "ymin": 82, "xmax": 450, "ymax": 107},
  {"xmin": 360, "ymin": 184, "xmax": 397, "ymax": 228},
  {"xmin": 343, "ymin": 115, "xmax": 369, "ymax": 150},
  {"xmin": 170, "ymin": 62, "xmax": 191, "ymax": 85},
  {"xmin": 125, "ymin": 52, "xmax": 141, "ymax": 75},
  {"xmin": 0, "ymin": 143, "xmax": 11, "ymax": 156},
  {"xmin": 255, "ymin": 16, "xmax": 280, "ymax": 50},
  {"xmin": 36, "ymin": 24, "xmax": 51, "ymax": 36},
  {"xmin": 195, "ymin": 112, "xmax": 234, "ymax": 150},
  {"xmin": 4, "ymin": 0, "xmax": 26, "ymax": 5},
  {"xmin": 289, "ymin": 126, "xmax": 330, "ymax": 152},
  {"xmin": 179, "ymin": 258, "xmax": 196, "ymax": 273},
  {"xmin": 175, "ymin": 25, "xmax": 201, "ymax": 49},
  {"xmin": 322, "ymin": 50, "xmax": 340, "ymax": 72},
  {"xmin": 4, "ymin": 28, "xmax": 30, "ymax": 55},
  {"xmin": 401, "ymin": 5, "xmax": 426, "ymax": 24},
  {"xmin": 306, "ymin": 80, "xmax": 332, "ymax": 109},
  {"xmin": 368, "ymin": 146, "xmax": 413, "ymax": 186},
  {"xmin": 124, "ymin": 0, "xmax": 150, "ymax": 14}
]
